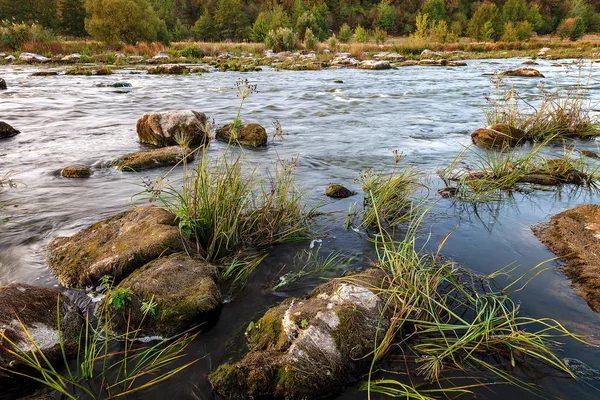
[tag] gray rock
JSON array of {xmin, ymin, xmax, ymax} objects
[
  {"xmin": 0, "ymin": 121, "xmax": 19, "ymax": 139},
  {"xmin": 136, "ymin": 110, "xmax": 209, "ymax": 147}
]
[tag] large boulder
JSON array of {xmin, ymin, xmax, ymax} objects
[
  {"xmin": 357, "ymin": 60, "xmax": 391, "ymax": 70},
  {"xmin": 47, "ymin": 207, "xmax": 186, "ymax": 288},
  {"xmin": 136, "ymin": 110, "xmax": 209, "ymax": 147},
  {"xmin": 0, "ymin": 121, "xmax": 19, "ymax": 139},
  {"xmin": 533, "ymin": 205, "xmax": 600, "ymax": 312},
  {"xmin": 501, "ymin": 67, "xmax": 545, "ymax": 78},
  {"xmin": 109, "ymin": 254, "xmax": 221, "ymax": 336},
  {"xmin": 216, "ymin": 123, "xmax": 268, "ymax": 148},
  {"xmin": 209, "ymin": 269, "xmax": 391, "ymax": 399},
  {"xmin": 112, "ymin": 146, "xmax": 194, "ymax": 171},
  {"xmin": 471, "ymin": 123, "xmax": 526, "ymax": 149},
  {"xmin": 0, "ymin": 283, "xmax": 82, "ymax": 373},
  {"xmin": 18, "ymin": 53, "xmax": 50, "ymax": 63}
]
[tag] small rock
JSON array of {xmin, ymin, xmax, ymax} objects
[
  {"xmin": 580, "ymin": 150, "xmax": 600, "ymax": 159},
  {"xmin": 60, "ymin": 53, "xmax": 81, "ymax": 62},
  {"xmin": 129, "ymin": 55, "xmax": 144, "ymax": 62},
  {"xmin": 4, "ymin": 55, "xmax": 15, "ymax": 62},
  {"xmin": 60, "ymin": 165, "xmax": 91, "ymax": 178},
  {"xmin": 136, "ymin": 110, "xmax": 209, "ymax": 147},
  {"xmin": 421, "ymin": 49, "xmax": 442, "ymax": 57},
  {"xmin": 397, "ymin": 60, "xmax": 419, "ymax": 67},
  {"xmin": 216, "ymin": 123, "xmax": 268, "ymax": 148},
  {"xmin": 471, "ymin": 123, "xmax": 526, "ymax": 149},
  {"xmin": 501, "ymin": 67, "xmax": 544, "ymax": 78},
  {"xmin": 333, "ymin": 80, "xmax": 343, "ymax": 83},
  {"xmin": 153, "ymin": 51, "xmax": 170, "ymax": 59},
  {"xmin": 325, "ymin": 184, "xmax": 355, "ymax": 199},
  {"xmin": 522, "ymin": 59, "xmax": 538, "ymax": 65},
  {"xmin": 0, "ymin": 121, "xmax": 20, "ymax": 139},
  {"xmin": 0, "ymin": 78, "xmax": 6, "ymax": 89},
  {"xmin": 357, "ymin": 60, "xmax": 391, "ymax": 70},
  {"xmin": 112, "ymin": 146, "xmax": 194, "ymax": 171}
]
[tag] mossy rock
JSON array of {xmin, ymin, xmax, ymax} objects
[
  {"xmin": 325, "ymin": 184, "xmax": 355, "ymax": 199},
  {"xmin": 501, "ymin": 67, "xmax": 545, "ymax": 78},
  {"xmin": 65, "ymin": 66, "xmax": 112, "ymax": 76},
  {"xmin": 0, "ymin": 283, "xmax": 83, "ymax": 373},
  {"xmin": 136, "ymin": 110, "xmax": 209, "ymax": 147},
  {"xmin": 112, "ymin": 146, "xmax": 194, "ymax": 172},
  {"xmin": 60, "ymin": 164, "xmax": 91, "ymax": 178},
  {"xmin": 109, "ymin": 254, "xmax": 221, "ymax": 336},
  {"xmin": 32, "ymin": 71, "xmax": 58, "ymax": 76},
  {"xmin": 209, "ymin": 269, "xmax": 391, "ymax": 399},
  {"xmin": 216, "ymin": 123, "xmax": 268, "ymax": 148},
  {"xmin": 46, "ymin": 206, "xmax": 187, "ymax": 288},
  {"xmin": 0, "ymin": 121, "xmax": 20, "ymax": 139},
  {"xmin": 471, "ymin": 123, "xmax": 526, "ymax": 149},
  {"xmin": 147, "ymin": 64, "xmax": 189, "ymax": 75}
]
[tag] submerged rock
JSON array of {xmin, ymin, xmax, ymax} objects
[
  {"xmin": 520, "ymin": 158, "xmax": 589, "ymax": 185},
  {"xmin": 147, "ymin": 64, "xmax": 189, "ymax": 75},
  {"xmin": 109, "ymin": 254, "xmax": 221, "ymax": 336},
  {"xmin": 209, "ymin": 269, "xmax": 390, "ymax": 400},
  {"xmin": 136, "ymin": 110, "xmax": 209, "ymax": 147},
  {"xmin": 112, "ymin": 146, "xmax": 194, "ymax": 171},
  {"xmin": 65, "ymin": 66, "xmax": 112, "ymax": 76},
  {"xmin": 533, "ymin": 204, "xmax": 600, "ymax": 312},
  {"xmin": 0, "ymin": 121, "xmax": 20, "ymax": 139},
  {"xmin": 580, "ymin": 150, "xmax": 600, "ymax": 159},
  {"xmin": 60, "ymin": 164, "xmax": 91, "ymax": 178},
  {"xmin": 216, "ymin": 123, "xmax": 268, "ymax": 148},
  {"xmin": 325, "ymin": 184, "xmax": 354, "ymax": 199},
  {"xmin": 0, "ymin": 283, "xmax": 82, "ymax": 374},
  {"xmin": 501, "ymin": 67, "xmax": 545, "ymax": 78},
  {"xmin": 32, "ymin": 71, "xmax": 59, "ymax": 76},
  {"xmin": 471, "ymin": 123, "xmax": 526, "ymax": 149},
  {"xmin": 0, "ymin": 78, "xmax": 6, "ymax": 89},
  {"xmin": 47, "ymin": 207, "xmax": 186, "ymax": 288},
  {"xmin": 522, "ymin": 59, "xmax": 539, "ymax": 65}
]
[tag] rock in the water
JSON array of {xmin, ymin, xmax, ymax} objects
[
  {"xmin": 0, "ymin": 121, "xmax": 20, "ymax": 139},
  {"xmin": 0, "ymin": 283, "xmax": 82, "ymax": 373},
  {"xmin": 471, "ymin": 123, "xmax": 526, "ymax": 149},
  {"xmin": 46, "ymin": 207, "xmax": 186, "ymax": 288},
  {"xmin": 325, "ymin": 184, "xmax": 354, "ymax": 199},
  {"xmin": 580, "ymin": 150, "xmax": 599, "ymax": 159},
  {"xmin": 357, "ymin": 60, "xmax": 391, "ymax": 70},
  {"xmin": 522, "ymin": 59, "xmax": 539, "ymax": 65},
  {"xmin": 18, "ymin": 52, "xmax": 50, "ymax": 63},
  {"xmin": 32, "ymin": 71, "xmax": 59, "ymax": 76},
  {"xmin": 502, "ymin": 67, "xmax": 545, "ymax": 78},
  {"xmin": 136, "ymin": 110, "xmax": 209, "ymax": 147},
  {"xmin": 147, "ymin": 64, "xmax": 189, "ymax": 75},
  {"xmin": 533, "ymin": 205, "xmax": 600, "ymax": 312},
  {"xmin": 153, "ymin": 51, "xmax": 170, "ymax": 60},
  {"xmin": 60, "ymin": 165, "xmax": 91, "ymax": 178},
  {"xmin": 109, "ymin": 254, "xmax": 221, "ymax": 336},
  {"xmin": 0, "ymin": 78, "xmax": 6, "ymax": 89},
  {"xmin": 209, "ymin": 269, "xmax": 390, "ymax": 400},
  {"xmin": 112, "ymin": 146, "xmax": 194, "ymax": 171},
  {"xmin": 216, "ymin": 123, "xmax": 268, "ymax": 148}
]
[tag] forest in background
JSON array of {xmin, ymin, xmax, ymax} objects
[{"xmin": 0, "ymin": 0, "xmax": 599, "ymax": 47}]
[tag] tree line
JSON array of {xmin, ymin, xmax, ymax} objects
[{"xmin": 0, "ymin": 0, "xmax": 599, "ymax": 44}]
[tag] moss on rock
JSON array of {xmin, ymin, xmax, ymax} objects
[
  {"xmin": 325, "ymin": 184, "xmax": 355, "ymax": 199},
  {"xmin": 60, "ymin": 164, "xmax": 91, "ymax": 178},
  {"xmin": 471, "ymin": 123, "xmax": 526, "ymax": 149},
  {"xmin": 112, "ymin": 146, "xmax": 194, "ymax": 172},
  {"xmin": 46, "ymin": 207, "xmax": 186, "ymax": 288},
  {"xmin": 109, "ymin": 253, "xmax": 221, "ymax": 336},
  {"xmin": 209, "ymin": 269, "xmax": 391, "ymax": 399},
  {"xmin": 215, "ymin": 123, "xmax": 268, "ymax": 148}
]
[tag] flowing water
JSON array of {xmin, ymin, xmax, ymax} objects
[{"xmin": 2, "ymin": 59, "xmax": 600, "ymax": 399}]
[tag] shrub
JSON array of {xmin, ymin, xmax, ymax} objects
[
  {"xmin": 265, "ymin": 27, "xmax": 297, "ymax": 52},
  {"xmin": 375, "ymin": 0, "xmax": 396, "ymax": 32},
  {"xmin": 338, "ymin": 23, "xmax": 352, "ymax": 43},
  {"xmin": 327, "ymin": 34, "xmax": 338, "ymax": 52},
  {"xmin": 179, "ymin": 46, "xmax": 202, "ymax": 58},
  {"xmin": 556, "ymin": 17, "xmax": 586, "ymax": 41},
  {"xmin": 373, "ymin": 27, "xmax": 387, "ymax": 44},
  {"xmin": 515, "ymin": 20, "xmax": 533, "ymax": 40},
  {"xmin": 251, "ymin": 12, "xmax": 269, "ymax": 42},
  {"xmin": 501, "ymin": 22, "xmax": 518, "ymax": 41},
  {"xmin": 467, "ymin": 1, "xmax": 502, "ymax": 41},
  {"xmin": 431, "ymin": 19, "xmax": 449, "ymax": 42},
  {"xmin": 303, "ymin": 27, "xmax": 317, "ymax": 50},
  {"xmin": 354, "ymin": 25, "xmax": 369, "ymax": 43},
  {"xmin": 0, "ymin": 21, "xmax": 55, "ymax": 50},
  {"xmin": 414, "ymin": 12, "xmax": 429, "ymax": 38}
]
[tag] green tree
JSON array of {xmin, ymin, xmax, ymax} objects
[
  {"xmin": 338, "ymin": 22, "xmax": 352, "ymax": 42},
  {"xmin": 214, "ymin": 0, "xmax": 249, "ymax": 41},
  {"xmin": 421, "ymin": 0, "xmax": 446, "ymax": 24},
  {"xmin": 251, "ymin": 12, "xmax": 269, "ymax": 42},
  {"xmin": 501, "ymin": 0, "xmax": 528, "ymax": 24},
  {"xmin": 0, "ymin": 0, "xmax": 59, "ymax": 30},
  {"xmin": 467, "ymin": 2, "xmax": 502, "ymax": 41},
  {"xmin": 192, "ymin": 7, "xmax": 217, "ymax": 41},
  {"xmin": 60, "ymin": 0, "xmax": 87, "ymax": 36},
  {"xmin": 375, "ymin": 0, "xmax": 396, "ymax": 32},
  {"xmin": 85, "ymin": 0, "xmax": 167, "ymax": 44}
]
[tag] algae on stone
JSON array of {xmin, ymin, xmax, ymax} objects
[
  {"xmin": 215, "ymin": 123, "xmax": 268, "ymax": 148},
  {"xmin": 112, "ymin": 146, "xmax": 194, "ymax": 172}
]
